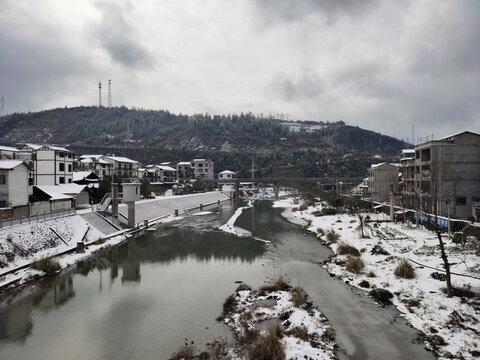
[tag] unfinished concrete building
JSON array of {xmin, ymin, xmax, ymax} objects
[
  {"xmin": 368, "ymin": 163, "xmax": 399, "ymax": 203},
  {"xmin": 413, "ymin": 131, "xmax": 480, "ymax": 219}
]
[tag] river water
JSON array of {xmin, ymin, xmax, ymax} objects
[{"xmin": 0, "ymin": 200, "xmax": 433, "ymax": 360}]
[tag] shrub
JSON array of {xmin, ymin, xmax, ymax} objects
[
  {"xmin": 32, "ymin": 256, "xmax": 61, "ymax": 275},
  {"xmin": 316, "ymin": 227, "xmax": 325, "ymax": 236},
  {"xmin": 291, "ymin": 286, "xmax": 308, "ymax": 308},
  {"xmin": 322, "ymin": 208, "xmax": 337, "ymax": 216},
  {"xmin": 236, "ymin": 283, "xmax": 252, "ymax": 292},
  {"xmin": 304, "ymin": 219, "xmax": 312, "ymax": 227},
  {"xmin": 394, "ymin": 259, "xmax": 416, "ymax": 279},
  {"xmin": 259, "ymin": 277, "xmax": 291, "ymax": 295},
  {"xmin": 286, "ymin": 326, "xmax": 309, "ymax": 342},
  {"xmin": 326, "ymin": 229, "xmax": 340, "ymax": 243},
  {"xmin": 292, "ymin": 199, "xmax": 299, "ymax": 205},
  {"xmin": 299, "ymin": 202, "xmax": 309, "ymax": 211},
  {"xmin": 358, "ymin": 280, "xmax": 370, "ymax": 288},
  {"xmin": 248, "ymin": 323, "xmax": 285, "ymax": 360},
  {"xmin": 367, "ymin": 271, "xmax": 376, "ymax": 278},
  {"xmin": 336, "ymin": 242, "xmax": 360, "ymax": 257},
  {"xmin": 345, "ymin": 255, "xmax": 364, "ymax": 274},
  {"xmin": 222, "ymin": 294, "xmax": 238, "ymax": 316},
  {"xmin": 291, "ymin": 207, "xmax": 299, "ymax": 212},
  {"xmin": 370, "ymin": 244, "xmax": 390, "ymax": 256},
  {"xmin": 369, "ymin": 288, "xmax": 394, "ymax": 304},
  {"xmin": 169, "ymin": 345, "xmax": 195, "ymax": 360}
]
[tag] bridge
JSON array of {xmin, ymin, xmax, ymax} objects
[{"xmin": 199, "ymin": 176, "xmax": 365, "ymax": 198}]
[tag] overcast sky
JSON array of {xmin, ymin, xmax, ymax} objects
[{"xmin": 1, "ymin": 0, "xmax": 479, "ymax": 141}]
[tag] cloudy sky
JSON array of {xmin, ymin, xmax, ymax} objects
[{"xmin": 1, "ymin": 0, "xmax": 479, "ymax": 141}]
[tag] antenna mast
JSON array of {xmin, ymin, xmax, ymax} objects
[
  {"xmin": 108, "ymin": 79, "xmax": 112, "ymax": 107},
  {"xmin": 0, "ymin": 97, "xmax": 5, "ymax": 117},
  {"xmin": 98, "ymin": 81, "xmax": 102, "ymax": 107}
]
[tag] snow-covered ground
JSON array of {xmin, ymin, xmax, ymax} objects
[
  {"xmin": 219, "ymin": 200, "xmax": 253, "ymax": 237},
  {"xmin": 274, "ymin": 198, "xmax": 480, "ymax": 360},
  {"xmin": 221, "ymin": 283, "xmax": 337, "ymax": 360}
]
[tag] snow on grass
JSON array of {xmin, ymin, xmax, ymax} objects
[
  {"xmin": 219, "ymin": 201, "xmax": 253, "ymax": 236},
  {"xmin": 274, "ymin": 198, "xmax": 480, "ymax": 360},
  {"xmin": 220, "ymin": 281, "xmax": 337, "ymax": 360}
]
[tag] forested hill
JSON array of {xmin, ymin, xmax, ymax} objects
[{"xmin": 0, "ymin": 106, "xmax": 409, "ymax": 154}]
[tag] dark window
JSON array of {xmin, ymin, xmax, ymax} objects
[
  {"xmin": 68, "ymin": 178, "xmax": 72, "ymax": 183},
  {"xmin": 59, "ymin": 152, "xmax": 65, "ymax": 158},
  {"xmin": 471, "ymin": 197, "xmax": 480, "ymax": 203},
  {"xmin": 68, "ymin": 153, "xmax": 72, "ymax": 158},
  {"xmin": 59, "ymin": 177, "xmax": 65, "ymax": 184},
  {"xmin": 0, "ymin": 200, "xmax": 7, "ymax": 207},
  {"xmin": 456, "ymin": 197, "xmax": 467, "ymax": 206},
  {"xmin": 0, "ymin": 174, "xmax": 6, "ymax": 185},
  {"xmin": 29, "ymin": 177, "xmax": 34, "ymax": 185},
  {"xmin": 59, "ymin": 163, "xmax": 65, "ymax": 171},
  {"xmin": 68, "ymin": 164, "xmax": 72, "ymax": 172}
]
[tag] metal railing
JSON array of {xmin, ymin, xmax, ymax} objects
[{"xmin": 0, "ymin": 208, "xmax": 76, "ymax": 229}]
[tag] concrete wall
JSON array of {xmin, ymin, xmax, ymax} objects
[
  {"xmin": 36, "ymin": 149, "xmax": 73, "ymax": 185},
  {"xmin": 368, "ymin": 164, "xmax": 399, "ymax": 203},
  {"xmin": 8, "ymin": 165, "xmax": 29, "ymax": 206}
]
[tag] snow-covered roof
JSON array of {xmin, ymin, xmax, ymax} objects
[
  {"xmin": 0, "ymin": 160, "xmax": 25, "ymax": 170},
  {"xmin": 440, "ymin": 131, "xmax": 480, "ymax": 140},
  {"xmin": 0, "ymin": 145, "xmax": 20, "ymax": 152},
  {"xmin": 79, "ymin": 154, "xmax": 104, "ymax": 160},
  {"xmin": 23, "ymin": 143, "xmax": 43, "ymax": 150},
  {"xmin": 177, "ymin": 161, "xmax": 192, "ymax": 166},
  {"xmin": 219, "ymin": 170, "xmax": 235, "ymax": 174},
  {"xmin": 80, "ymin": 158, "xmax": 93, "ymax": 163},
  {"xmin": 104, "ymin": 156, "xmax": 138, "ymax": 164},
  {"xmin": 193, "ymin": 158, "xmax": 206, "ymax": 162},
  {"xmin": 160, "ymin": 162, "xmax": 171, "ymax": 165},
  {"xmin": 72, "ymin": 171, "xmax": 98, "ymax": 182},
  {"xmin": 37, "ymin": 184, "xmax": 87, "ymax": 197},
  {"xmin": 159, "ymin": 165, "xmax": 176, "ymax": 171},
  {"xmin": 46, "ymin": 145, "xmax": 70, "ymax": 152},
  {"xmin": 401, "ymin": 149, "xmax": 415, "ymax": 154},
  {"xmin": 35, "ymin": 186, "xmax": 74, "ymax": 200}
]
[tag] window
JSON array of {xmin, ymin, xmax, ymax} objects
[
  {"xmin": 0, "ymin": 174, "xmax": 6, "ymax": 185},
  {"xmin": 59, "ymin": 177, "xmax": 65, "ymax": 184},
  {"xmin": 472, "ymin": 197, "xmax": 480, "ymax": 203},
  {"xmin": 68, "ymin": 164, "xmax": 72, "ymax": 172},
  {"xmin": 456, "ymin": 197, "xmax": 467, "ymax": 206},
  {"xmin": 59, "ymin": 163, "xmax": 65, "ymax": 171},
  {"xmin": 29, "ymin": 178, "xmax": 34, "ymax": 185},
  {"xmin": 68, "ymin": 178, "xmax": 72, "ymax": 183},
  {"xmin": 59, "ymin": 152, "xmax": 65, "ymax": 158},
  {"xmin": 0, "ymin": 200, "xmax": 7, "ymax": 207}
]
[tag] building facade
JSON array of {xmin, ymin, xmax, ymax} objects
[
  {"xmin": 191, "ymin": 159, "xmax": 214, "ymax": 179},
  {"xmin": 368, "ymin": 163, "xmax": 399, "ymax": 203},
  {"xmin": 0, "ymin": 160, "xmax": 30, "ymax": 208}
]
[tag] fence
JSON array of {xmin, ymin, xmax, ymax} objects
[{"xmin": 0, "ymin": 208, "xmax": 76, "ymax": 229}]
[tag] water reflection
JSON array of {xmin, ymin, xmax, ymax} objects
[{"xmin": 0, "ymin": 221, "xmax": 266, "ymax": 350}]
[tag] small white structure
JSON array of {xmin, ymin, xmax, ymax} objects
[
  {"xmin": 219, "ymin": 170, "xmax": 235, "ymax": 180},
  {"xmin": 34, "ymin": 184, "xmax": 90, "ymax": 209},
  {"xmin": 123, "ymin": 182, "xmax": 141, "ymax": 227},
  {"xmin": 0, "ymin": 160, "xmax": 30, "ymax": 208}
]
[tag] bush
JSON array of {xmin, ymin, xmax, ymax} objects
[
  {"xmin": 367, "ymin": 271, "xmax": 376, "ymax": 278},
  {"xmin": 259, "ymin": 277, "xmax": 291, "ymax": 295},
  {"xmin": 336, "ymin": 242, "xmax": 360, "ymax": 257},
  {"xmin": 236, "ymin": 283, "xmax": 252, "ymax": 292},
  {"xmin": 286, "ymin": 326, "xmax": 309, "ymax": 342},
  {"xmin": 369, "ymin": 288, "xmax": 394, "ymax": 304},
  {"xmin": 358, "ymin": 280, "xmax": 370, "ymax": 288},
  {"xmin": 326, "ymin": 229, "xmax": 340, "ymax": 243},
  {"xmin": 291, "ymin": 207, "xmax": 299, "ymax": 212},
  {"xmin": 394, "ymin": 259, "xmax": 416, "ymax": 279},
  {"xmin": 316, "ymin": 227, "xmax": 325, "ymax": 236},
  {"xmin": 345, "ymin": 255, "xmax": 364, "ymax": 274},
  {"xmin": 248, "ymin": 323, "xmax": 285, "ymax": 360},
  {"xmin": 322, "ymin": 208, "xmax": 337, "ymax": 216},
  {"xmin": 370, "ymin": 244, "xmax": 390, "ymax": 256},
  {"xmin": 222, "ymin": 294, "xmax": 238, "ymax": 316},
  {"xmin": 169, "ymin": 345, "xmax": 195, "ymax": 360},
  {"xmin": 299, "ymin": 202, "xmax": 309, "ymax": 211},
  {"xmin": 32, "ymin": 256, "xmax": 61, "ymax": 275},
  {"xmin": 291, "ymin": 286, "xmax": 308, "ymax": 308},
  {"xmin": 304, "ymin": 219, "xmax": 312, "ymax": 227}
]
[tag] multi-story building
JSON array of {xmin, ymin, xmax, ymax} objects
[
  {"xmin": 368, "ymin": 163, "xmax": 399, "ymax": 203},
  {"xmin": 102, "ymin": 156, "xmax": 139, "ymax": 179},
  {"xmin": 76, "ymin": 155, "xmax": 113, "ymax": 179},
  {"xmin": 191, "ymin": 159, "xmax": 214, "ymax": 179},
  {"xmin": 413, "ymin": 131, "xmax": 480, "ymax": 219},
  {"xmin": 176, "ymin": 162, "xmax": 193, "ymax": 180},
  {"xmin": 400, "ymin": 149, "xmax": 415, "ymax": 209},
  {"xmin": 142, "ymin": 165, "xmax": 177, "ymax": 183},
  {"xmin": 19, "ymin": 144, "xmax": 74, "ymax": 185}
]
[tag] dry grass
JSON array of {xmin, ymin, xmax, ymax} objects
[
  {"xmin": 286, "ymin": 326, "xmax": 309, "ymax": 342},
  {"xmin": 259, "ymin": 277, "xmax": 291, "ymax": 295},
  {"xmin": 336, "ymin": 242, "xmax": 360, "ymax": 257},
  {"xmin": 248, "ymin": 323, "xmax": 285, "ymax": 360},
  {"xmin": 304, "ymin": 219, "xmax": 312, "ymax": 227},
  {"xmin": 222, "ymin": 294, "xmax": 238, "ymax": 316},
  {"xmin": 316, "ymin": 227, "xmax": 325, "ymax": 236},
  {"xmin": 291, "ymin": 207, "xmax": 299, "ymax": 212},
  {"xmin": 326, "ymin": 229, "xmax": 340, "ymax": 243},
  {"xmin": 367, "ymin": 271, "xmax": 376, "ymax": 278},
  {"xmin": 394, "ymin": 259, "xmax": 416, "ymax": 279},
  {"xmin": 31, "ymin": 256, "xmax": 61, "ymax": 275},
  {"xmin": 345, "ymin": 255, "xmax": 364, "ymax": 274},
  {"xmin": 169, "ymin": 345, "xmax": 195, "ymax": 360},
  {"xmin": 290, "ymin": 286, "xmax": 308, "ymax": 308}
]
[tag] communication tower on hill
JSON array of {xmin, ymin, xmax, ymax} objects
[
  {"xmin": 108, "ymin": 79, "xmax": 112, "ymax": 108},
  {"xmin": 98, "ymin": 81, "xmax": 102, "ymax": 107},
  {"xmin": 0, "ymin": 96, "xmax": 5, "ymax": 117}
]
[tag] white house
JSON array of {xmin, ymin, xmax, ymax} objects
[
  {"xmin": 0, "ymin": 160, "xmax": 30, "ymax": 208},
  {"xmin": 19, "ymin": 144, "xmax": 74, "ymax": 185},
  {"xmin": 176, "ymin": 161, "xmax": 192, "ymax": 180},
  {"xmin": 143, "ymin": 165, "xmax": 177, "ymax": 183},
  {"xmin": 77, "ymin": 155, "xmax": 113, "ymax": 179},
  {"xmin": 218, "ymin": 170, "xmax": 235, "ymax": 180}
]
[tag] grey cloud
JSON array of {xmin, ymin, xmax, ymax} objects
[
  {"xmin": 266, "ymin": 69, "xmax": 323, "ymax": 101},
  {"xmin": 253, "ymin": 0, "xmax": 378, "ymax": 23},
  {"xmin": 94, "ymin": 1, "xmax": 155, "ymax": 69}
]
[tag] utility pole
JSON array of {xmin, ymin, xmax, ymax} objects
[
  {"xmin": 108, "ymin": 79, "xmax": 112, "ymax": 107},
  {"xmin": 98, "ymin": 81, "xmax": 102, "ymax": 107}
]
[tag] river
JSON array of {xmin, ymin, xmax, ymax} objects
[{"xmin": 0, "ymin": 200, "xmax": 433, "ymax": 360}]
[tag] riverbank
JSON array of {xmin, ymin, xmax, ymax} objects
[{"xmin": 274, "ymin": 198, "xmax": 480, "ymax": 360}]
